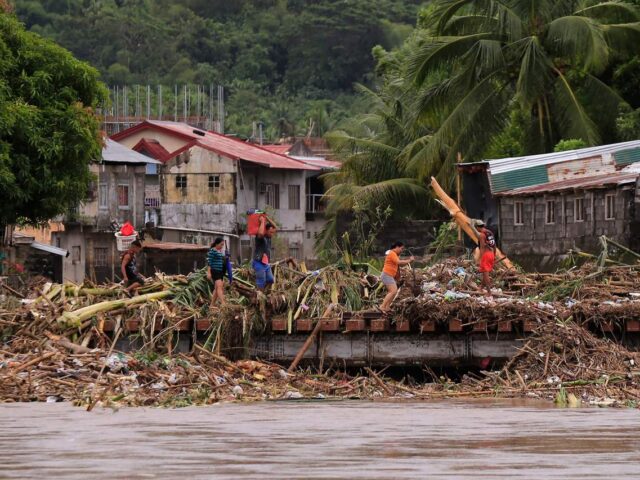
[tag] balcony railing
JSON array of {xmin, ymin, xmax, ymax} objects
[{"xmin": 306, "ymin": 194, "xmax": 325, "ymax": 213}]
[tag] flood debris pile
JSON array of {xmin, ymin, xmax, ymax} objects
[
  {"xmin": 391, "ymin": 257, "xmax": 640, "ymax": 329},
  {"xmin": 2, "ymin": 247, "xmax": 640, "ymax": 407},
  {"xmin": 463, "ymin": 320, "xmax": 640, "ymax": 407},
  {"xmin": 0, "ymin": 264, "xmax": 396, "ymax": 407},
  {"xmin": 0, "ymin": 337, "xmax": 421, "ymax": 407}
]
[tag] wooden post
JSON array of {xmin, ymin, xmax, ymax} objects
[
  {"xmin": 288, "ymin": 304, "xmax": 335, "ymax": 373},
  {"xmin": 456, "ymin": 152, "xmax": 463, "ymax": 244}
]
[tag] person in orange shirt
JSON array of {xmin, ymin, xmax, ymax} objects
[{"xmin": 380, "ymin": 241, "xmax": 414, "ymax": 313}]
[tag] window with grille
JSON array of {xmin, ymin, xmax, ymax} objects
[
  {"xmin": 94, "ymin": 247, "xmax": 108, "ymax": 267},
  {"xmin": 208, "ymin": 175, "xmax": 221, "ymax": 192},
  {"xmin": 117, "ymin": 184, "xmax": 129, "ymax": 208},
  {"xmin": 175, "ymin": 175, "xmax": 187, "ymax": 190},
  {"xmin": 288, "ymin": 185, "xmax": 300, "ymax": 210},
  {"xmin": 605, "ymin": 194, "xmax": 616, "ymax": 220},
  {"xmin": 514, "ymin": 201, "xmax": 524, "ymax": 225},
  {"xmin": 99, "ymin": 183, "xmax": 108, "ymax": 209},
  {"xmin": 289, "ymin": 245, "xmax": 301, "ymax": 260},
  {"xmin": 575, "ymin": 198, "xmax": 585, "ymax": 222},
  {"xmin": 545, "ymin": 200, "xmax": 555, "ymax": 224},
  {"xmin": 264, "ymin": 184, "xmax": 280, "ymax": 209},
  {"xmin": 306, "ymin": 231, "xmax": 311, "ymax": 239}
]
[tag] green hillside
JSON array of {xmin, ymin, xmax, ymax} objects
[{"xmin": 14, "ymin": 0, "xmax": 423, "ymax": 138}]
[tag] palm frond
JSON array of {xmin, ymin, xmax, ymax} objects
[
  {"xmin": 575, "ymin": 2, "xmax": 640, "ymax": 24},
  {"xmin": 513, "ymin": 36, "xmax": 554, "ymax": 106},
  {"xmin": 551, "ymin": 69, "xmax": 600, "ymax": 145},
  {"xmin": 545, "ymin": 16, "xmax": 609, "ymax": 72},
  {"xmin": 602, "ymin": 22, "xmax": 640, "ymax": 56},
  {"xmin": 408, "ymin": 33, "xmax": 496, "ymax": 85}
]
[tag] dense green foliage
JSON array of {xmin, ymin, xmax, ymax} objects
[
  {"xmin": 0, "ymin": 12, "xmax": 105, "ymax": 227},
  {"xmin": 318, "ymin": 0, "xmax": 640, "ymax": 255},
  {"xmin": 14, "ymin": 0, "xmax": 422, "ymax": 137}
]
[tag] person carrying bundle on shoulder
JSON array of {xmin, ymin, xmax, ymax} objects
[
  {"xmin": 207, "ymin": 237, "xmax": 227, "ymax": 307},
  {"xmin": 252, "ymin": 215, "xmax": 276, "ymax": 291},
  {"xmin": 121, "ymin": 240, "xmax": 145, "ymax": 296},
  {"xmin": 380, "ymin": 241, "xmax": 414, "ymax": 314}
]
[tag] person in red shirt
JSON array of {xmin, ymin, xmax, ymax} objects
[
  {"xmin": 474, "ymin": 220, "xmax": 496, "ymax": 296},
  {"xmin": 380, "ymin": 241, "xmax": 414, "ymax": 313}
]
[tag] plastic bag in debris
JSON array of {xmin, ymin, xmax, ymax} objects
[
  {"xmin": 106, "ymin": 353, "xmax": 128, "ymax": 373},
  {"xmin": 444, "ymin": 290, "xmax": 471, "ymax": 301},
  {"xmin": 284, "ymin": 391, "xmax": 303, "ymax": 399},
  {"xmin": 421, "ymin": 281, "xmax": 439, "ymax": 292},
  {"xmin": 454, "ymin": 267, "xmax": 466, "ymax": 278}
]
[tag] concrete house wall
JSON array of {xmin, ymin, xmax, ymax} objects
[
  {"xmin": 160, "ymin": 146, "xmax": 238, "ymax": 236},
  {"xmin": 55, "ymin": 162, "xmax": 149, "ymax": 284},
  {"xmin": 498, "ymin": 187, "xmax": 635, "ymax": 263},
  {"xmin": 236, "ymin": 165, "xmax": 306, "ymax": 260}
]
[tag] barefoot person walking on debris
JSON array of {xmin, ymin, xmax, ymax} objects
[
  {"xmin": 380, "ymin": 241, "xmax": 414, "ymax": 314},
  {"xmin": 253, "ymin": 216, "xmax": 277, "ymax": 291},
  {"xmin": 207, "ymin": 237, "xmax": 227, "ymax": 307},
  {"xmin": 474, "ymin": 220, "xmax": 496, "ymax": 296},
  {"xmin": 121, "ymin": 240, "xmax": 145, "ymax": 295}
]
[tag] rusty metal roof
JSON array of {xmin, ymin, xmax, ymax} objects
[
  {"xmin": 143, "ymin": 242, "xmax": 209, "ymax": 251},
  {"xmin": 459, "ymin": 140, "xmax": 640, "ymax": 194},
  {"xmin": 497, "ymin": 172, "xmax": 639, "ymax": 196},
  {"xmin": 262, "ymin": 144, "xmax": 292, "ymax": 155},
  {"xmin": 112, "ymin": 121, "xmax": 319, "ymax": 171}
]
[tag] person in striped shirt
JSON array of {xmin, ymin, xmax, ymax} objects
[{"xmin": 207, "ymin": 237, "xmax": 227, "ymax": 307}]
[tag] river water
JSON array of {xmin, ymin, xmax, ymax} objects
[{"xmin": 1, "ymin": 399, "xmax": 639, "ymax": 479}]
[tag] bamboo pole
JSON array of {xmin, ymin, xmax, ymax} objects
[
  {"xmin": 288, "ymin": 304, "xmax": 335, "ymax": 373},
  {"xmin": 430, "ymin": 177, "xmax": 515, "ymax": 270}
]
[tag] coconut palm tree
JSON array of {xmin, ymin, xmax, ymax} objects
[
  {"xmin": 316, "ymin": 80, "xmax": 431, "ymax": 258},
  {"xmin": 405, "ymin": 0, "xmax": 640, "ymax": 185}
]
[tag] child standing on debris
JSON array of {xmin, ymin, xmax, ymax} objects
[
  {"xmin": 253, "ymin": 215, "xmax": 277, "ymax": 291},
  {"xmin": 121, "ymin": 240, "xmax": 145, "ymax": 295},
  {"xmin": 475, "ymin": 220, "xmax": 496, "ymax": 296},
  {"xmin": 380, "ymin": 241, "xmax": 414, "ymax": 314},
  {"xmin": 207, "ymin": 237, "xmax": 227, "ymax": 307}
]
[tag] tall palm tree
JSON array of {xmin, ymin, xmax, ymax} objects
[
  {"xmin": 405, "ymin": 0, "xmax": 640, "ymax": 185},
  {"xmin": 316, "ymin": 81, "xmax": 431, "ymax": 257}
]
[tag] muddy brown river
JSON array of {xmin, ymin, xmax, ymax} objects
[{"xmin": 1, "ymin": 399, "xmax": 639, "ymax": 479}]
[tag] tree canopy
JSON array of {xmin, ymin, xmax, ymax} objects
[
  {"xmin": 13, "ymin": 0, "xmax": 422, "ymax": 138},
  {"xmin": 0, "ymin": 11, "xmax": 105, "ymax": 227},
  {"xmin": 318, "ymin": 0, "xmax": 640, "ymax": 256}
]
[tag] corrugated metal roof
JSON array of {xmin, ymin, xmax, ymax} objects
[
  {"xmin": 131, "ymin": 138, "xmax": 171, "ymax": 161},
  {"xmin": 290, "ymin": 155, "xmax": 341, "ymax": 170},
  {"xmin": 262, "ymin": 144, "xmax": 292, "ymax": 155},
  {"xmin": 497, "ymin": 172, "xmax": 638, "ymax": 196},
  {"xmin": 483, "ymin": 140, "xmax": 640, "ymax": 175},
  {"xmin": 112, "ymin": 121, "xmax": 318, "ymax": 170},
  {"xmin": 143, "ymin": 242, "xmax": 209, "ymax": 251},
  {"xmin": 614, "ymin": 147, "xmax": 640, "ymax": 166},
  {"xmin": 30, "ymin": 241, "xmax": 69, "ymax": 257},
  {"xmin": 102, "ymin": 139, "xmax": 161, "ymax": 164},
  {"xmin": 491, "ymin": 164, "xmax": 549, "ymax": 193}
]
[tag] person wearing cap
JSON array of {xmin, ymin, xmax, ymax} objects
[{"xmin": 474, "ymin": 219, "xmax": 496, "ymax": 295}]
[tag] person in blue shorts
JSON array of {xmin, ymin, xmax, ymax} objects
[{"xmin": 253, "ymin": 215, "xmax": 276, "ymax": 291}]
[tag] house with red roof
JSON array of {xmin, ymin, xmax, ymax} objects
[{"xmin": 111, "ymin": 121, "xmax": 322, "ymax": 260}]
